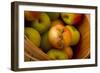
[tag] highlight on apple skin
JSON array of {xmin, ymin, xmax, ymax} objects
[
  {"xmin": 48, "ymin": 24, "xmax": 72, "ymax": 50},
  {"xmin": 32, "ymin": 13, "xmax": 51, "ymax": 34},
  {"xmin": 61, "ymin": 13, "xmax": 83, "ymax": 25},
  {"xmin": 65, "ymin": 25, "xmax": 80, "ymax": 46},
  {"xmin": 47, "ymin": 49, "xmax": 68, "ymax": 60},
  {"xmin": 25, "ymin": 27, "xmax": 41, "ymax": 47}
]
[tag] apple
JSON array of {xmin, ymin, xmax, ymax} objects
[
  {"xmin": 47, "ymin": 49, "xmax": 68, "ymax": 60},
  {"xmin": 51, "ymin": 19, "xmax": 64, "ymax": 27},
  {"xmin": 48, "ymin": 24, "xmax": 72, "ymax": 50},
  {"xmin": 25, "ymin": 27, "xmax": 41, "ymax": 47},
  {"xmin": 32, "ymin": 13, "xmax": 51, "ymax": 34},
  {"xmin": 24, "ymin": 11, "xmax": 40, "ymax": 21},
  {"xmin": 64, "ymin": 47, "xmax": 73, "ymax": 59},
  {"xmin": 61, "ymin": 13, "xmax": 83, "ymax": 25},
  {"xmin": 47, "ymin": 12, "xmax": 59, "ymax": 21},
  {"xmin": 40, "ymin": 32, "xmax": 52, "ymax": 53},
  {"xmin": 65, "ymin": 25, "xmax": 80, "ymax": 45}
]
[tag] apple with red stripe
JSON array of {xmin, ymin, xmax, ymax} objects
[{"xmin": 61, "ymin": 13, "xmax": 83, "ymax": 25}]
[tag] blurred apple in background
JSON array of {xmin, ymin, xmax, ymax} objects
[
  {"xmin": 48, "ymin": 24, "xmax": 72, "ymax": 50},
  {"xmin": 64, "ymin": 47, "xmax": 73, "ymax": 59},
  {"xmin": 47, "ymin": 12, "xmax": 60, "ymax": 21},
  {"xmin": 61, "ymin": 13, "xmax": 83, "ymax": 25},
  {"xmin": 40, "ymin": 32, "xmax": 52, "ymax": 53},
  {"xmin": 51, "ymin": 19, "xmax": 64, "ymax": 27},
  {"xmin": 47, "ymin": 49, "xmax": 68, "ymax": 60},
  {"xmin": 25, "ymin": 27, "xmax": 41, "ymax": 47},
  {"xmin": 24, "ymin": 11, "xmax": 40, "ymax": 21},
  {"xmin": 32, "ymin": 13, "xmax": 51, "ymax": 34},
  {"xmin": 65, "ymin": 25, "xmax": 80, "ymax": 46}
]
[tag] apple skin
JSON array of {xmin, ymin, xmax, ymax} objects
[
  {"xmin": 47, "ymin": 49, "xmax": 68, "ymax": 60},
  {"xmin": 46, "ymin": 12, "xmax": 60, "ymax": 21},
  {"xmin": 24, "ymin": 11, "xmax": 40, "ymax": 21},
  {"xmin": 32, "ymin": 13, "xmax": 51, "ymax": 34},
  {"xmin": 48, "ymin": 24, "xmax": 72, "ymax": 50},
  {"xmin": 51, "ymin": 19, "xmax": 64, "ymax": 27},
  {"xmin": 65, "ymin": 25, "xmax": 80, "ymax": 46},
  {"xmin": 61, "ymin": 13, "xmax": 83, "ymax": 25},
  {"xmin": 40, "ymin": 32, "xmax": 52, "ymax": 53},
  {"xmin": 64, "ymin": 47, "xmax": 73, "ymax": 59},
  {"xmin": 25, "ymin": 27, "xmax": 41, "ymax": 47}
]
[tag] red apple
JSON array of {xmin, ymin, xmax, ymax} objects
[
  {"xmin": 61, "ymin": 13, "xmax": 83, "ymax": 25},
  {"xmin": 48, "ymin": 24, "xmax": 72, "ymax": 50},
  {"xmin": 24, "ymin": 11, "xmax": 40, "ymax": 21}
]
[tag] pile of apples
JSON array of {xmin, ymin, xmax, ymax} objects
[{"xmin": 25, "ymin": 11, "xmax": 84, "ymax": 60}]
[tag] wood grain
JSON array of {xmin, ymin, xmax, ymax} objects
[
  {"xmin": 74, "ymin": 14, "xmax": 90, "ymax": 58},
  {"xmin": 24, "ymin": 51, "xmax": 39, "ymax": 61},
  {"xmin": 24, "ymin": 35, "xmax": 50, "ymax": 60}
]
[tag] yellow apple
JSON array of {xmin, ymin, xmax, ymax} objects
[
  {"xmin": 65, "ymin": 25, "xmax": 80, "ymax": 45},
  {"xmin": 25, "ymin": 27, "xmax": 41, "ymax": 47}
]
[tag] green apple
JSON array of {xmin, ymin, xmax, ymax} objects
[
  {"xmin": 40, "ymin": 32, "xmax": 52, "ymax": 53},
  {"xmin": 46, "ymin": 12, "xmax": 59, "ymax": 21},
  {"xmin": 61, "ymin": 13, "xmax": 83, "ymax": 25},
  {"xmin": 25, "ymin": 27, "xmax": 41, "ymax": 47},
  {"xmin": 32, "ymin": 13, "xmax": 51, "ymax": 34},
  {"xmin": 47, "ymin": 49, "xmax": 68, "ymax": 60},
  {"xmin": 65, "ymin": 25, "xmax": 80, "ymax": 45},
  {"xmin": 48, "ymin": 24, "xmax": 72, "ymax": 50}
]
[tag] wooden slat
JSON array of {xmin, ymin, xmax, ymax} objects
[
  {"xmin": 24, "ymin": 51, "xmax": 39, "ymax": 61},
  {"xmin": 24, "ymin": 35, "xmax": 50, "ymax": 60},
  {"xmin": 74, "ymin": 14, "xmax": 90, "ymax": 58}
]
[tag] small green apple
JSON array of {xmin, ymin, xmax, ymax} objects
[
  {"xmin": 25, "ymin": 27, "xmax": 41, "ymax": 47},
  {"xmin": 65, "ymin": 25, "xmax": 80, "ymax": 45},
  {"xmin": 32, "ymin": 13, "xmax": 51, "ymax": 34},
  {"xmin": 47, "ymin": 49, "xmax": 68, "ymax": 60},
  {"xmin": 61, "ymin": 13, "xmax": 83, "ymax": 25},
  {"xmin": 40, "ymin": 32, "xmax": 52, "ymax": 53},
  {"xmin": 47, "ymin": 12, "xmax": 60, "ymax": 21}
]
